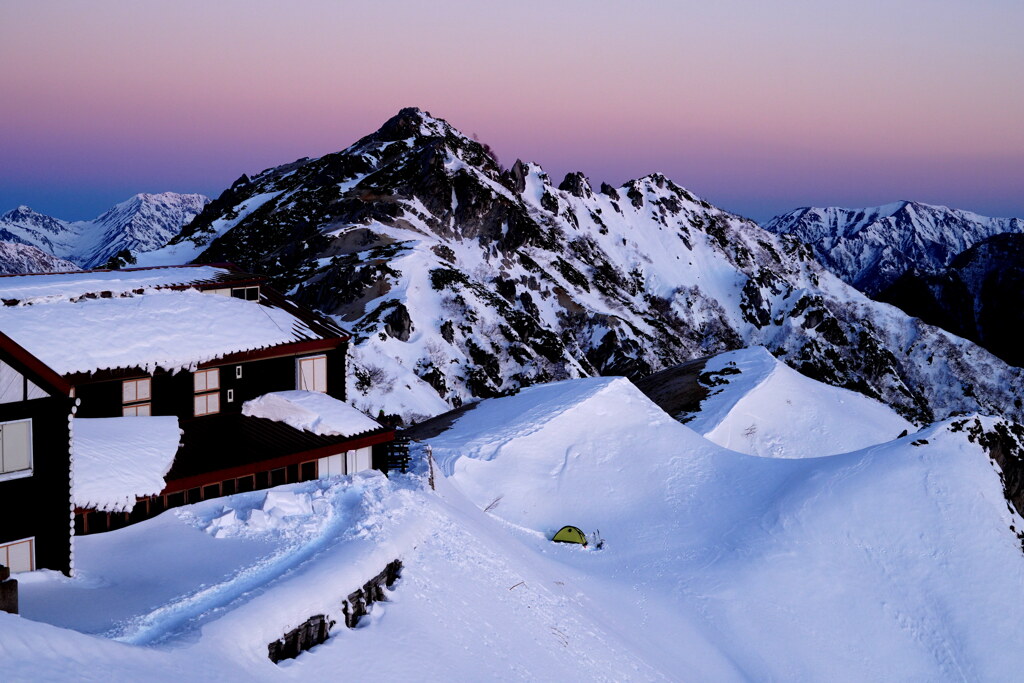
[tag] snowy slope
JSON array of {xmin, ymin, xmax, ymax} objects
[
  {"xmin": 9, "ymin": 378, "xmax": 1024, "ymax": 681},
  {"xmin": 680, "ymin": 347, "xmax": 914, "ymax": 458},
  {"xmin": 167, "ymin": 108, "xmax": 1024, "ymax": 426},
  {"xmin": 429, "ymin": 379, "xmax": 1024, "ymax": 680},
  {"xmin": 0, "ymin": 192, "xmax": 209, "ymax": 269},
  {"xmin": 763, "ymin": 201, "xmax": 1024, "ymax": 294}
]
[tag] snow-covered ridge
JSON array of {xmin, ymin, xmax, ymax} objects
[
  {"xmin": 681, "ymin": 347, "xmax": 914, "ymax": 458},
  {"xmin": 0, "ymin": 241, "xmax": 78, "ymax": 275},
  {"xmin": 763, "ymin": 200, "xmax": 1024, "ymax": 294},
  {"xmin": 0, "ymin": 265, "xmax": 232, "ymax": 303},
  {"xmin": 0, "ymin": 192, "xmax": 209, "ymax": 270}
]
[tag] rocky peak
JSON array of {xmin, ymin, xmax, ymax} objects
[
  {"xmin": 143, "ymin": 108, "xmax": 1024, "ymax": 426},
  {"xmin": 559, "ymin": 172, "xmax": 593, "ymax": 199}
]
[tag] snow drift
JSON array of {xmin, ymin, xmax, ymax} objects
[{"xmin": 681, "ymin": 347, "xmax": 915, "ymax": 458}]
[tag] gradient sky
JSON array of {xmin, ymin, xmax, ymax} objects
[{"xmin": 2, "ymin": 0, "xmax": 1022, "ymax": 222}]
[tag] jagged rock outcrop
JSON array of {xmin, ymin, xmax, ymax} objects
[{"xmin": 152, "ymin": 107, "xmax": 1024, "ymax": 424}]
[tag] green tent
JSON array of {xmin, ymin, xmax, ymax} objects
[{"xmin": 552, "ymin": 525, "xmax": 588, "ymax": 546}]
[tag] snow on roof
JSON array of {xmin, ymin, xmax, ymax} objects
[
  {"xmin": 242, "ymin": 390, "xmax": 382, "ymax": 438},
  {"xmin": 72, "ymin": 416, "xmax": 181, "ymax": 512},
  {"xmin": 0, "ymin": 266, "xmax": 237, "ymax": 303},
  {"xmin": 0, "ymin": 289, "xmax": 324, "ymax": 375}
]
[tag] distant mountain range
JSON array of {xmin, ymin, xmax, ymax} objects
[
  {"xmin": 133, "ymin": 107, "xmax": 1022, "ymax": 425},
  {"xmin": 763, "ymin": 201, "xmax": 1024, "ymax": 295},
  {"xmin": 0, "ymin": 241, "xmax": 78, "ymax": 276},
  {"xmin": 0, "ymin": 192, "xmax": 209, "ymax": 269}
]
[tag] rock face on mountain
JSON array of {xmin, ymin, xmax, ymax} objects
[
  {"xmin": 0, "ymin": 241, "xmax": 78, "ymax": 275},
  {"xmin": 877, "ymin": 233, "xmax": 1024, "ymax": 367},
  {"xmin": 157, "ymin": 107, "xmax": 1023, "ymax": 423},
  {"xmin": 0, "ymin": 192, "xmax": 209, "ymax": 269},
  {"xmin": 763, "ymin": 201, "xmax": 1024, "ymax": 295}
]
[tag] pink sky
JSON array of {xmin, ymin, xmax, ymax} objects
[{"xmin": 2, "ymin": 0, "xmax": 1022, "ymax": 222}]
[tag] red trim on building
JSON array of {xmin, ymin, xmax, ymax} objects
[
  {"xmin": 196, "ymin": 338, "xmax": 345, "ymax": 368},
  {"xmin": 160, "ymin": 429, "xmax": 395, "ymax": 493},
  {"xmin": 0, "ymin": 330, "xmax": 72, "ymax": 396}
]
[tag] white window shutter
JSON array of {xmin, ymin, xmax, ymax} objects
[{"xmin": 2, "ymin": 421, "xmax": 30, "ymax": 472}]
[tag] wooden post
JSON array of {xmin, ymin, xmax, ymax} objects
[{"xmin": 426, "ymin": 445, "xmax": 435, "ymax": 491}]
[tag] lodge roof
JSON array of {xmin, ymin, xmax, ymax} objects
[
  {"xmin": 0, "ymin": 289, "xmax": 344, "ymax": 377},
  {"xmin": 0, "ymin": 263, "xmax": 262, "ymax": 304},
  {"xmin": 72, "ymin": 416, "xmax": 182, "ymax": 513},
  {"xmin": 0, "ymin": 266, "xmax": 349, "ymax": 381}
]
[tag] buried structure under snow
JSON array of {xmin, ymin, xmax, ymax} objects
[{"xmin": 552, "ymin": 525, "xmax": 588, "ymax": 546}]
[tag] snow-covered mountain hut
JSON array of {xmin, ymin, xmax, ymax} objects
[{"xmin": 0, "ymin": 264, "xmax": 394, "ymax": 576}]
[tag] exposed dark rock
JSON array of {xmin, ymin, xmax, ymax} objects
[
  {"xmin": 878, "ymin": 233, "xmax": 1024, "ymax": 367},
  {"xmin": 384, "ymin": 303, "xmax": 413, "ymax": 341},
  {"xmin": 559, "ymin": 172, "xmax": 593, "ymax": 199}
]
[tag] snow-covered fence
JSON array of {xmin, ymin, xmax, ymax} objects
[
  {"xmin": 267, "ymin": 559, "xmax": 402, "ymax": 663},
  {"xmin": 341, "ymin": 559, "xmax": 402, "ymax": 628}
]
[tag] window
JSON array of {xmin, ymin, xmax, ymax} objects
[
  {"xmin": 226, "ymin": 389, "xmax": 235, "ymax": 403},
  {"xmin": 122, "ymin": 378, "xmax": 152, "ymax": 416},
  {"xmin": 0, "ymin": 360, "xmax": 23, "ymax": 404},
  {"xmin": 297, "ymin": 355, "xmax": 327, "ymax": 393},
  {"xmin": 0, "ymin": 537, "xmax": 34, "ymax": 573},
  {"xmin": 231, "ymin": 286, "xmax": 259, "ymax": 301},
  {"xmin": 194, "ymin": 368, "xmax": 220, "ymax": 416},
  {"xmin": 0, "ymin": 419, "xmax": 32, "ymax": 478},
  {"xmin": 0, "ymin": 360, "xmax": 48, "ymax": 404},
  {"xmin": 235, "ymin": 365, "xmax": 243, "ymax": 379},
  {"xmin": 205, "ymin": 288, "xmax": 231, "ymax": 297}
]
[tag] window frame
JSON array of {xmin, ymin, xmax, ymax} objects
[
  {"xmin": 230, "ymin": 286, "xmax": 260, "ymax": 301},
  {"xmin": 0, "ymin": 418, "xmax": 33, "ymax": 482},
  {"xmin": 0, "ymin": 536, "xmax": 35, "ymax": 574},
  {"xmin": 121, "ymin": 377, "xmax": 152, "ymax": 417},
  {"xmin": 194, "ymin": 368, "xmax": 221, "ymax": 416},
  {"xmin": 296, "ymin": 354, "xmax": 328, "ymax": 393}
]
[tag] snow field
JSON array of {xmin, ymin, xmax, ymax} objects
[{"xmin": 7, "ymin": 375, "xmax": 1024, "ymax": 681}]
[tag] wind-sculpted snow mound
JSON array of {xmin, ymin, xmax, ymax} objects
[
  {"xmin": 429, "ymin": 377, "xmax": 703, "ymax": 538},
  {"xmin": 429, "ymin": 382, "xmax": 1024, "ymax": 679},
  {"xmin": 683, "ymin": 347, "xmax": 915, "ymax": 458}
]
